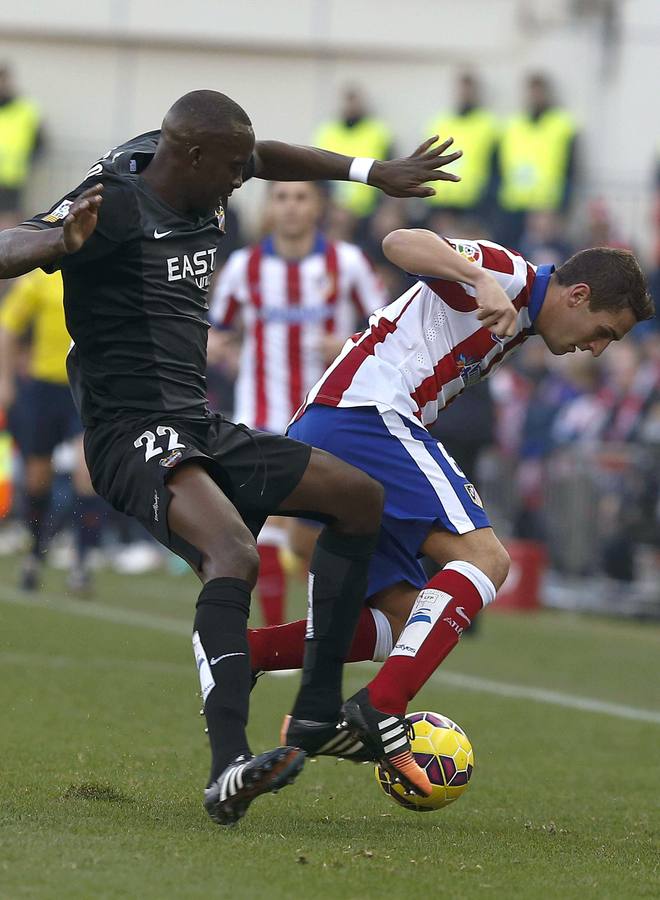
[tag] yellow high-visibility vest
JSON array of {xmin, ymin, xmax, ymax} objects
[
  {"xmin": 314, "ymin": 117, "xmax": 393, "ymax": 216},
  {"xmin": 0, "ymin": 270, "xmax": 69, "ymax": 384},
  {"xmin": 0, "ymin": 98, "xmax": 40, "ymax": 188},
  {"xmin": 424, "ymin": 108, "xmax": 499, "ymax": 208},
  {"xmin": 498, "ymin": 108, "xmax": 576, "ymax": 211}
]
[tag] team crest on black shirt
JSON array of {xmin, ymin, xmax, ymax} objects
[{"xmin": 160, "ymin": 449, "xmax": 184, "ymax": 468}]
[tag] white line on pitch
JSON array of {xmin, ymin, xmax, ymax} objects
[
  {"xmin": 0, "ymin": 650, "xmax": 190, "ymax": 675},
  {"xmin": 2, "ymin": 587, "xmax": 659, "ymax": 725},
  {"xmin": 429, "ymin": 671, "xmax": 660, "ymax": 725},
  {"xmin": 0, "ymin": 585, "xmax": 190, "ymax": 635}
]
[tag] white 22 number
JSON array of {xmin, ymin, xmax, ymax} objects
[{"xmin": 134, "ymin": 426, "xmax": 185, "ymax": 462}]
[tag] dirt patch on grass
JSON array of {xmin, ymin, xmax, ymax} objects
[{"xmin": 61, "ymin": 782, "xmax": 132, "ymax": 803}]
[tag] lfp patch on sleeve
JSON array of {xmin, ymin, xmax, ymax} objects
[
  {"xmin": 448, "ymin": 240, "xmax": 481, "ymax": 264},
  {"xmin": 42, "ymin": 199, "xmax": 73, "ymax": 223}
]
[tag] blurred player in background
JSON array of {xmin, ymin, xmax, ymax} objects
[
  {"xmin": 0, "ymin": 269, "xmax": 103, "ymax": 593},
  {"xmin": 0, "ymin": 89, "xmax": 464, "ymax": 821},
  {"xmin": 249, "ymin": 231, "xmax": 653, "ymax": 762},
  {"xmin": 209, "ymin": 180, "xmax": 387, "ymax": 625}
]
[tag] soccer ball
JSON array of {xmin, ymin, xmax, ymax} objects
[{"xmin": 375, "ymin": 711, "xmax": 474, "ymax": 812}]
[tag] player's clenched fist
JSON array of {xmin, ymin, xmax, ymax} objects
[
  {"xmin": 473, "ymin": 270, "xmax": 518, "ymax": 338},
  {"xmin": 62, "ymin": 184, "xmax": 104, "ymax": 255}
]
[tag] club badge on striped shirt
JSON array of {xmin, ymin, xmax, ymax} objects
[{"xmin": 465, "ymin": 483, "xmax": 484, "ymax": 508}]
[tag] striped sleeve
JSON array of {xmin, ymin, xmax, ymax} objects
[
  {"xmin": 208, "ymin": 249, "xmax": 248, "ymax": 329},
  {"xmin": 423, "ymin": 238, "xmax": 531, "ymax": 311}
]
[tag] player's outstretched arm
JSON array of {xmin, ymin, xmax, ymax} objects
[
  {"xmin": 252, "ymin": 137, "xmax": 462, "ymax": 198},
  {"xmin": 383, "ymin": 228, "xmax": 517, "ymax": 337},
  {"xmin": 0, "ymin": 185, "xmax": 103, "ymax": 280}
]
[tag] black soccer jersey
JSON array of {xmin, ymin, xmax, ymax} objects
[{"xmin": 26, "ymin": 131, "xmax": 253, "ymax": 427}]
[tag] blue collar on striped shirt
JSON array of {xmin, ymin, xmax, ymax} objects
[
  {"xmin": 261, "ymin": 231, "xmax": 327, "ymax": 258},
  {"xmin": 528, "ymin": 264, "xmax": 555, "ymax": 330}
]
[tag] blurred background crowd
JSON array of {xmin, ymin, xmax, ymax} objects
[{"xmin": 0, "ymin": 0, "xmax": 658, "ymax": 619}]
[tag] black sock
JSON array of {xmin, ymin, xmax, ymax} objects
[
  {"xmin": 291, "ymin": 527, "xmax": 379, "ymax": 722},
  {"xmin": 25, "ymin": 491, "xmax": 51, "ymax": 558},
  {"xmin": 72, "ymin": 493, "xmax": 103, "ymax": 566},
  {"xmin": 192, "ymin": 577, "xmax": 252, "ymax": 785}
]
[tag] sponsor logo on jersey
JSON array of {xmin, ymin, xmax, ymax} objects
[
  {"xmin": 464, "ymin": 483, "xmax": 483, "ymax": 508},
  {"xmin": 159, "ymin": 449, "xmax": 184, "ymax": 468},
  {"xmin": 42, "ymin": 199, "xmax": 73, "ymax": 223},
  {"xmin": 255, "ymin": 305, "xmax": 331, "ymax": 324},
  {"xmin": 154, "ymin": 228, "xmax": 173, "ymax": 239},
  {"xmin": 152, "ymin": 489, "xmax": 160, "ymax": 523},
  {"xmin": 167, "ymin": 247, "xmax": 217, "ymax": 291}
]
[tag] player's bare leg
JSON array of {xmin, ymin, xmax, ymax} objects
[
  {"xmin": 287, "ymin": 518, "xmax": 319, "ymax": 571},
  {"xmin": 255, "ymin": 516, "xmax": 287, "ymax": 626},
  {"xmin": 166, "ymin": 462, "xmax": 305, "ymax": 827}
]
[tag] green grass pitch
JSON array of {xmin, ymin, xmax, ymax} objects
[{"xmin": 0, "ymin": 556, "xmax": 658, "ymax": 899}]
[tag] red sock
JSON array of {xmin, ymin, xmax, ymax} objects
[
  {"xmin": 257, "ymin": 543, "xmax": 286, "ymax": 626},
  {"xmin": 249, "ymin": 606, "xmax": 378, "ymax": 671},
  {"xmin": 367, "ymin": 566, "xmax": 490, "ymax": 715}
]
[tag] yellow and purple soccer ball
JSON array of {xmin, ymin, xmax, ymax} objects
[{"xmin": 375, "ymin": 711, "xmax": 474, "ymax": 812}]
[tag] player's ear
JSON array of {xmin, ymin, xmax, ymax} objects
[
  {"xmin": 567, "ymin": 283, "xmax": 591, "ymax": 307},
  {"xmin": 188, "ymin": 145, "xmax": 202, "ymax": 169}
]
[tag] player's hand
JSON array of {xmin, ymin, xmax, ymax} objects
[
  {"xmin": 369, "ymin": 137, "xmax": 462, "ymax": 199},
  {"xmin": 474, "ymin": 271, "xmax": 518, "ymax": 338},
  {"xmin": 61, "ymin": 184, "xmax": 104, "ymax": 255}
]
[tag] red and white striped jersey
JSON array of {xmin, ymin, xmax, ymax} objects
[
  {"xmin": 210, "ymin": 233, "xmax": 387, "ymax": 433},
  {"xmin": 293, "ymin": 239, "xmax": 554, "ymax": 428}
]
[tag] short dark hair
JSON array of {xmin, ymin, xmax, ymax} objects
[
  {"xmin": 165, "ymin": 90, "xmax": 251, "ymax": 138},
  {"xmin": 555, "ymin": 247, "xmax": 655, "ymax": 322}
]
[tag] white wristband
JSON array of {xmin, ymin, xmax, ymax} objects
[{"xmin": 348, "ymin": 157, "xmax": 375, "ymax": 184}]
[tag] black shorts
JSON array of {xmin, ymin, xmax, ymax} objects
[
  {"xmin": 83, "ymin": 413, "xmax": 312, "ymax": 569},
  {"xmin": 10, "ymin": 378, "xmax": 82, "ymax": 458}
]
